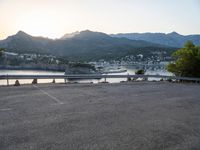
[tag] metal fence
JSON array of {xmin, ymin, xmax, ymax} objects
[{"xmin": 0, "ymin": 74, "xmax": 200, "ymax": 86}]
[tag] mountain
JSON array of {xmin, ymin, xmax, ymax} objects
[
  {"xmin": 0, "ymin": 31, "xmax": 52, "ymax": 54},
  {"xmin": 111, "ymin": 32, "xmax": 200, "ymax": 48},
  {"xmin": 61, "ymin": 31, "xmax": 80, "ymax": 39},
  {"xmin": 0, "ymin": 30, "xmax": 175, "ymax": 61}
]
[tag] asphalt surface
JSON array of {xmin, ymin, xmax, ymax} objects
[{"xmin": 0, "ymin": 82, "xmax": 200, "ymax": 150}]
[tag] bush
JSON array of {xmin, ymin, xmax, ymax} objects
[
  {"xmin": 167, "ymin": 78, "xmax": 172, "ymax": 82},
  {"xmin": 135, "ymin": 69, "xmax": 145, "ymax": 75}
]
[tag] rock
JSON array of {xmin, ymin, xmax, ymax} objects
[
  {"xmin": 32, "ymin": 79, "xmax": 38, "ymax": 84},
  {"xmin": 127, "ymin": 77, "xmax": 131, "ymax": 82},
  {"xmin": 14, "ymin": 80, "xmax": 20, "ymax": 86}
]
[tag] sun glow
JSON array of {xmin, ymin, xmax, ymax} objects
[
  {"xmin": 0, "ymin": 0, "xmax": 200, "ymax": 39},
  {"xmin": 16, "ymin": 12, "xmax": 64, "ymax": 39},
  {"xmin": 0, "ymin": 0, "xmax": 90, "ymax": 39}
]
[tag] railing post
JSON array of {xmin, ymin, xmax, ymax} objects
[
  {"xmin": 6, "ymin": 74, "xmax": 9, "ymax": 86},
  {"xmin": 104, "ymin": 77, "xmax": 106, "ymax": 82}
]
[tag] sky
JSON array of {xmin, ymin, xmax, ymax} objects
[{"xmin": 0, "ymin": 0, "xmax": 200, "ymax": 39}]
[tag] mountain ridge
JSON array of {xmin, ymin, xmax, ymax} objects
[
  {"xmin": 0, "ymin": 30, "xmax": 177, "ymax": 61},
  {"xmin": 111, "ymin": 32, "xmax": 200, "ymax": 47}
]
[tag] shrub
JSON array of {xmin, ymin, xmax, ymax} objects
[{"xmin": 135, "ymin": 69, "xmax": 145, "ymax": 75}]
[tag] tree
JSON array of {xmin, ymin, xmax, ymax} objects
[
  {"xmin": 167, "ymin": 41, "xmax": 200, "ymax": 77},
  {"xmin": 0, "ymin": 48, "xmax": 5, "ymax": 64},
  {"xmin": 135, "ymin": 69, "xmax": 145, "ymax": 75},
  {"xmin": 0, "ymin": 48, "xmax": 4, "ymax": 57}
]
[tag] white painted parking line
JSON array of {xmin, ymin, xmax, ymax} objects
[
  {"xmin": 33, "ymin": 85, "xmax": 64, "ymax": 105},
  {"xmin": 0, "ymin": 108, "xmax": 12, "ymax": 111}
]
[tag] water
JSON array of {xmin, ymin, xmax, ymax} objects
[
  {"xmin": 0, "ymin": 70, "xmax": 65, "ymax": 85},
  {"xmin": 0, "ymin": 67, "xmax": 172, "ymax": 85}
]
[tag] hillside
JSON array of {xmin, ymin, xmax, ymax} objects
[
  {"xmin": 111, "ymin": 32, "xmax": 200, "ymax": 48},
  {"xmin": 0, "ymin": 30, "xmax": 175, "ymax": 61}
]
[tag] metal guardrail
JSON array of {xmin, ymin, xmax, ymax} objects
[
  {"xmin": 0, "ymin": 74, "xmax": 200, "ymax": 80},
  {"xmin": 0, "ymin": 74, "xmax": 200, "ymax": 86}
]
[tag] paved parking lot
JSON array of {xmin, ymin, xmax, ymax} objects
[{"xmin": 0, "ymin": 82, "xmax": 200, "ymax": 150}]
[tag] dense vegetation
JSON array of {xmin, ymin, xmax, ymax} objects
[{"xmin": 167, "ymin": 41, "xmax": 200, "ymax": 77}]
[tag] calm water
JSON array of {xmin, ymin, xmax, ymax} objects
[{"xmin": 0, "ymin": 67, "xmax": 172, "ymax": 85}]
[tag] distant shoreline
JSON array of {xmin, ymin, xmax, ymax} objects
[{"xmin": 0, "ymin": 66, "xmax": 65, "ymax": 72}]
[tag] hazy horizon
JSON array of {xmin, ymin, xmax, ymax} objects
[
  {"xmin": 1, "ymin": 29, "xmax": 200, "ymax": 41},
  {"xmin": 0, "ymin": 0, "xmax": 200, "ymax": 40}
]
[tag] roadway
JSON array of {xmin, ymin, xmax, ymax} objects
[{"xmin": 0, "ymin": 82, "xmax": 200, "ymax": 150}]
